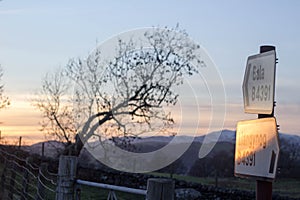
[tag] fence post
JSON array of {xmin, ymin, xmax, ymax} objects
[
  {"xmin": 42, "ymin": 142, "xmax": 45, "ymax": 159},
  {"xmin": 146, "ymin": 178, "xmax": 175, "ymax": 200},
  {"xmin": 56, "ymin": 155, "xmax": 78, "ymax": 200},
  {"xmin": 36, "ymin": 163, "xmax": 48, "ymax": 200},
  {"xmin": 75, "ymin": 185, "xmax": 81, "ymax": 200}
]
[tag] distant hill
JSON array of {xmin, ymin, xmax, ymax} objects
[
  {"xmin": 79, "ymin": 130, "xmax": 300, "ymax": 175},
  {"xmin": 22, "ymin": 140, "xmax": 64, "ymax": 158},
  {"xmin": 23, "ymin": 130, "xmax": 300, "ymax": 176}
]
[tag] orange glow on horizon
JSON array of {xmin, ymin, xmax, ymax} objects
[
  {"xmin": 0, "ymin": 95, "xmax": 44, "ymax": 145},
  {"xmin": 0, "ymin": 95, "xmax": 298, "ymax": 146}
]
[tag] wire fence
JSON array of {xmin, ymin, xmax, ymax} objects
[
  {"xmin": 0, "ymin": 146, "xmax": 58, "ymax": 200},
  {"xmin": 0, "ymin": 147, "xmax": 174, "ymax": 200}
]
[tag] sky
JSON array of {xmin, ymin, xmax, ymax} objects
[{"xmin": 0, "ymin": 1, "xmax": 299, "ymax": 144}]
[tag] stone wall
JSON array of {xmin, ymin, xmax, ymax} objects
[{"xmin": 77, "ymin": 167, "xmax": 298, "ymax": 200}]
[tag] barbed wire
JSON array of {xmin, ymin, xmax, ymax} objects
[
  {"xmin": 45, "ymin": 168, "xmax": 58, "ymax": 177},
  {"xmin": 0, "ymin": 153, "xmax": 38, "ymax": 180},
  {"xmin": 0, "ymin": 147, "xmax": 27, "ymax": 163},
  {"xmin": 0, "ymin": 146, "xmax": 57, "ymax": 200},
  {"xmin": 39, "ymin": 168, "xmax": 57, "ymax": 186},
  {"xmin": 27, "ymin": 162, "xmax": 40, "ymax": 171},
  {"xmin": 1, "ymin": 175, "xmax": 34, "ymax": 200},
  {"xmin": 1, "ymin": 160, "xmax": 39, "ymax": 199},
  {"xmin": 0, "ymin": 146, "xmax": 40, "ymax": 170},
  {"xmin": 37, "ymin": 175, "xmax": 56, "ymax": 193},
  {"xmin": 36, "ymin": 189, "xmax": 46, "ymax": 200}
]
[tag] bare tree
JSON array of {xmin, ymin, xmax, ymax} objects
[
  {"xmin": 34, "ymin": 26, "xmax": 201, "ymax": 156},
  {"xmin": 33, "ymin": 69, "xmax": 76, "ymax": 152},
  {"xmin": 0, "ymin": 66, "xmax": 10, "ymax": 110},
  {"xmin": 0, "ymin": 65, "xmax": 10, "ymax": 145}
]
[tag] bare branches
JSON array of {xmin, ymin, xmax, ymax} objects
[
  {"xmin": 33, "ymin": 26, "xmax": 201, "ymax": 155},
  {"xmin": 33, "ymin": 69, "xmax": 76, "ymax": 144},
  {"xmin": 0, "ymin": 66, "xmax": 10, "ymax": 109}
]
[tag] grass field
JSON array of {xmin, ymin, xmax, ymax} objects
[
  {"xmin": 1, "ymin": 160, "xmax": 299, "ymax": 199},
  {"xmin": 149, "ymin": 172, "xmax": 300, "ymax": 199},
  {"xmin": 78, "ymin": 174, "xmax": 300, "ymax": 199}
]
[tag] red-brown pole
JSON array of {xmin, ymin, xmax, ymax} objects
[{"xmin": 256, "ymin": 45, "xmax": 276, "ymax": 200}]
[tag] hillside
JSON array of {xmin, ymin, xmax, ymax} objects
[{"xmin": 23, "ymin": 130, "xmax": 300, "ymax": 177}]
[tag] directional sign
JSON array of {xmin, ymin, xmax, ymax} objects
[
  {"xmin": 243, "ymin": 50, "xmax": 276, "ymax": 114},
  {"xmin": 234, "ymin": 117, "xmax": 279, "ymax": 179}
]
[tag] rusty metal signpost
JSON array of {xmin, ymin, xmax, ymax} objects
[{"xmin": 235, "ymin": 45, "xmax": 279, "ymax": 200}]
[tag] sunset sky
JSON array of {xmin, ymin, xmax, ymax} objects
[{"xmin": 0, "ymin": 1, "xmax": 299, "ymax": 144}]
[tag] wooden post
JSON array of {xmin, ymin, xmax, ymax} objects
[
  {"xmin": 75, "ymin": 185, "xmax": 81, "ymax": 200},
  {"xmin": 256, "ymin": 45, "xmax": 276, "ymax": 200},
  {"xmin": 19, "ymin": 136, "xmax": 22, "ymax": 149},
  {"xmin": 36, "ymin": 163, "xmax": 48, "ymax": 200},
  {"xmin": 56, "ymin": 156, "xmax": 78, "ymax": 200},
  {"xmin": 42, "ymin": 142, "xmax": 45, "ymax": 159},
  {"xmin": 146, "ymin": 178, "xmax": 175, "ymax": 200}
]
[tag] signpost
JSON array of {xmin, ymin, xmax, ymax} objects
[
  {"xmin": 235, "ymin": 117, "xmax": 279, "ymax": 179},
  {"xmin": 243, "ymin": 50, "xmax": 276, "ymax": 114},
  {"xmin": 236, "ymin": 45, "xmax": 279, "ymax": 200}
]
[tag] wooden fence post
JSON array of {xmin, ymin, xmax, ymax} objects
[
  {"xmin": 75, "ymin": 185, "xmax": 81, "ymax": 200},
  {"xmin": 146, "ymin": 178, "xmax": 175, "ymax": 200},
  {"xmin": 56, "ymin": 156, "xmax": 78, "ymax": 200},
  {"xmin": 18, "ymin": 136, "xmax": 22, "ymax": 149},
  {"xmin": 42, "ymin": 142, "xmax": 45, "ymax": 159}
]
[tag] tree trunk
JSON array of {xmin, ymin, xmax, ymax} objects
[
  {"xmin": 74, "ymin": 134, "xmax": 84, "ymax": 156},
  {"xmin": 62, "ymin": 134, "xmax": 84, "ymax": 156}
]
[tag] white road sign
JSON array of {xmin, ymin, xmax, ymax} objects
[
  {"xmin": 243, "ymin": 50, "xmax": 276, "ymax": 114},
  {"xmin": 234, "ymin": 117, "xmax": 279, "ymax": 179}
]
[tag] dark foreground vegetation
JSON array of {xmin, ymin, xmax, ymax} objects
[{"xmin": 1, "ymin": 142, "xmax": 300, "ymax": 200}]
